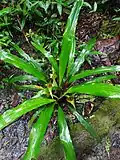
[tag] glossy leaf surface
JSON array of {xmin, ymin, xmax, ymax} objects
[
  {"xmin": 0, "ymin": 50, "xmax": 46, "ymax": 82},
  {"xmin": 67, "ymin": 82, "xmax": 120, "ymax": 98},
  {"xmin": 58, "ymin": 106, "xmax": 76, "ymax": 160},
  {"xmin": 0, "ymin": 7, "xmax": 11, "ymax": 16},
  {"xmin": 69, "ymin": 65, "xmax": 120, "ymax": 83},
  {"xmin": 23, "ymin": 103, "xmax": 54, "ymax": 160},
  {"xmin": 9, "ymin": 75, "xmax": 38, "ymax": 83},
  {"xmin": 0, "ymin": 98, "xmax": 55, "ymax": 130},
  {"xmin": 72, "ymin": 109, "xmax": 98, "ymax": 138},
  {"xmin": 12, "ymin": 43, "xmax": 31, "ymax": 61},
  {"xmin": 59, "ymin": 0, "xmax": 83, "ymax": 85},
  {"xmin": 32, "ymin": 42, "xmax": 59, "ymax": 75},
  {"xmin": 69, "ymin": 38, "xmax": 96, "ymax": 76},
  {"xmin": 86, "ymin": 75, "xmax": 117, "ymax": 84}
]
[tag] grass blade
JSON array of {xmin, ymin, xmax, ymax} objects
[
  {"xmin": 0, "ymin": 98, "xmax": 55, "ymax": 130},
  {"xmin": 23, "ymin": 103, "xmax": 54, "ymax": 160},
  {"xmin": 59, "ymin": 0, "xmax": 83, "ymax": 85},
  {"xmin": 0, "ymin": 50, "xmax": 46, "ymax": 82},
  {"xmin": 58, "ymin": 106, "xmax": 76, "ymax": 160},
  {"xmin": 69, "ymin": 65, "xmax": 120, "ymax": 83},
  {"xmin": 67, "ymin": 82, "xmax": 120, "ymax": 98}
]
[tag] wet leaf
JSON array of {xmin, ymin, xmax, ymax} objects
[
  {"xmin": 0, "ymin": 7, "xmax": 11, "ymax": 16},
  {"xmin": 71, "ymin": 108, "xmax": 98, "ymax": 138},
  {"xmin": 9, "ymin": 75, "xmax": 38, "ymax": 83},
  {"xmin": 57, "ymin": 3, "xmax": 62, "ymax": 15},
  {"xmin": 69, "ymin": 65, "xmax": 120, "ymax": 83},
  {"xmin": 69, "ymin": 38, "xmax": 96, "ymax": 76},
  {"xmin": 12, "ymin": 43, "xmax": 31, "ymax": 61},
  {"xmin": 0, "ymin": 98, "xmax": 55, "ymax": 130},
  {"xmin": 59, "ymin": 0, "xmax": 83, "ymax": 85},
  {"xmin": 58, "ymin": 106, "xmax": 76, "ymax": 160},
  {"xmin": 23, "ymin": 103, "xmax": 54, "ymax": 160},
  {"xmin": 67, "ymin": 82, "xmax": 120, "ymax": 98},
  {"xmin": 0, "ymin": 50, "xmax": 46, "ymax": 82},
  {"xmin": 86, "ymin": 75, "xmax": 117, "ymax": 83},
  {"xmin": 32, "ymin": 42, "xmax": 59, "ymax": 75}
]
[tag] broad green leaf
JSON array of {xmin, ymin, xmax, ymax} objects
[
  {"xmin": 69, "ymin": 65, "xmax": 120, "ymax": 83},
  {"xmin": 16, "ymin": 84, "xmax": 43, "ymax": 90},
  {"xmin": 66, "ymin": 82, "xmax": 120, "ymax": 98},
  {"xmin": 0, "ymin": 7, "xmax": 11, "ymax": 16},
  {"xmin": 93, "ymin": 1, "xmax": 97, "ymax": 12},
  {"xmin": 12, "ymin": 43, "xmax": 44, "ymax": 75},
  {"xmin": 58, "ymin": 106, "xmax": 76, "ymax": 160},
  {"xmin": 83, "ymin": 2, "xmax": 92, "ymax": 9},
  {"xmin": 32, "ymin": 42, "xmax": 59, "ymax": 75},
  {"xmin": 59, "ymin": 0, "xmax": 84, "ymax": 85},
  {"xmin": 69, "ymin": 38, "xmax": 96, "ymax": 76},
  {"xmin": 71, "ymin": 109, "xmax": 98, "ymax": 138},
  {"xmin": 67, "ymin": 37, "xmax": 76, "ymax": 77},
  {"xmin": 28, "ymin": 108, "xmax": 43, "ymax": 128},
  {"xmin": 86, "ymin": 75, "xmax": 117, "ymax": 84},
  {"xmin": 9, "ymin": 75, "xmax": 38, "ymax": 83},
  {"xmin": 69, "ymin": 48, "xmax": 87, "ymax": 76},
  {"xmin": 12, "ymin": 43, "xmax": 31, "ymax": 61},
  {"xmin": 23, "ymin": 103, "xmax": 54, "ymax": 160},
  {"xmin": 0, "ymin": 50, "xmax": 46, "ymax": 82},
  {"xmin": 0, "ymin": 98, "xmax": 55, "ymax": 130},
  {"xmin": 57, "ymin": 3, "xmax": 62, "ymax": 15},
  {"xmin": 113, "ymin": 17, "xmax": 120, "ymax": 21},
  {"xmin": 0, "ymin": 23, "xmax": 11, "ymax": 27},
  {"xmin": 39, "ymin": 1, "xmax": 50, "ymax": 13},
  {"xmin": 85, "ymin": 38, "xmax": 96, "ymax": 51}
]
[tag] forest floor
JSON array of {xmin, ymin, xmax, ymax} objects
[{"xmin": 0, "ymin": 4, "xmax": 120, "ymax": 160}]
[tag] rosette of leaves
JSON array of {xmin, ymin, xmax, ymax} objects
[{"xmin": 1, "ymin": 0, "xmax": 120, "ymax": 159}]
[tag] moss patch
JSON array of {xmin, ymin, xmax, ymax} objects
[{"xmin": 39, "ymin": 99, "xmax": 120, "ymax": 159}]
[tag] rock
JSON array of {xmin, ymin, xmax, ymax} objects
[{"xmin": 38, "ymin": 99, "xmax": 120, "ymax": 160}]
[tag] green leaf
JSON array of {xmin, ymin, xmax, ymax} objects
[
  {"xmin": 32, "ymin": 42, "xmax": 59, "ymax": 75},
  {"xmin": 0, "ymin": 50, "xmax": 46, "ymax": 82},
  {"xmin": 57, "ymin": 3, "xmax": 62, "ymax": 16},
  {"xmin": 113, "ymin": 17, "xmax": 120, "ymax": 21},
  {"xmin": 16, "ymin": 84, "xmax": 43, "ymax": 90},
  {"xmin": 0, "ymin": 98, "xmax": 55, "ymax": 130},
  {"xmin": 0, "ymin": 7, "xmax": 11, "ymax": 16},
  {"xmin": 93, "ymin": 1, "xmax": 97, "ymax": 12},
  {"xmin": 59, "ymin": 0, "xmax": 84, "ymax": 85},
  {"xmin": 39, "ymin": 1, "xmax": 50, "ymax": 13},
  {"xmin": 83, "ymin": 2, "xmax": 92, "ymax": 9},
  {"xmin": 12, "ymin": 43, "xmax": 31, "ymax": 61},
  {"xmin": 0, "ymin": 23, "xmax": 11, "ymax": 27},
  {"xmin": 85, "ymin": 38, "xmax": 96, "ymax": 51},
  {"xmin": 67, "ymin": 38, "xmax": 76, "ymax": 77},
  {"xmin": 69, "ymin": 65, "xmax": 120, "ymax": 83},
  {"xmin": 9, "ymin": 75, "xmax": 38, "ymax": 83},
  {"xmin": 23, "ymin": 103, "xmax": 54, "ymax": 160},
  {"xmin": 69, "ymin": 38, "xmax": 96, "ymax": 76},
  {"xmin": 66, "ymin": 82, "xmax": 120, "ymax": 98},
  {"xmin": 58, "ymin": 106, "xmax": 76, "ymax": 160},
  {"xmin": 12, "ymin": 43, "xmax": 44, "ymax": 76},
  {"xmin": 71, "ymin": 109, "xmax": 98, "ymax": 138},
  {"xmin": 86, "ymin": 75, "xmax": 117, "ymax": 84}
]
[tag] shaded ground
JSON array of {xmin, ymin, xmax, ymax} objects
[{"xmin": 0, "ymin": 89, "xmax": 30, "ymax": 160}]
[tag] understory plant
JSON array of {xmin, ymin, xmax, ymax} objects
[{"xmin": 1, "ymin": 0, "xmax": 120, "ymax": 159}]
